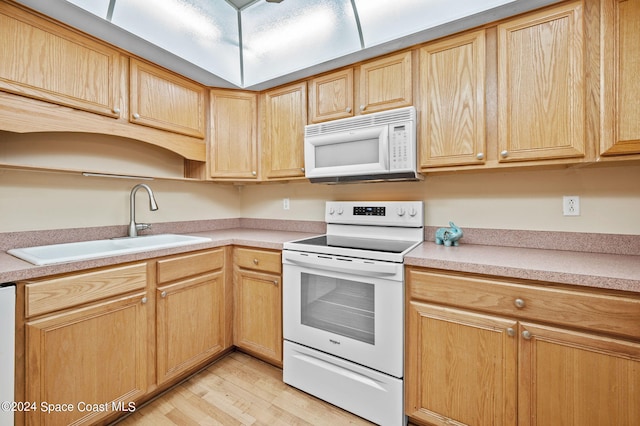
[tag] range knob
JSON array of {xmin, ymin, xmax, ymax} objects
[
  {"xmin": 408, "ymin": 207, "xmax": 418, "ymax": 217},
  {"xmin": 328, "ymin": 207, "xmax": 335, "ymax": 215},
  {"xmin": 337, "ymin": 207, "xmax": 344, "ymax": 215},
  {"xmin": 397, "ymin": 208, "xmax": 406, "ymax": 217}
]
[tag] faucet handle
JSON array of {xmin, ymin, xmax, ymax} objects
[{"xmin": 136, "ymin": 223, "xmax": 152, "ymax": 232}]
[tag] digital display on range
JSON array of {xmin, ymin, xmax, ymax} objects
[{"xmin": 354, "ymin": 206, "xmax": 385, "ymax": 216}]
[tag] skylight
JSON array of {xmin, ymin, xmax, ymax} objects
[
  {"xmin": 110, "ymin": 0, "xmax": 240, "ymax": 84},
  {"xmin": 15, "ymin": 0, "xmax": 563, "ymax": 90},
  {"xmin": 242, "ymin": 0, "xmax": 361, "ymax": 86}
]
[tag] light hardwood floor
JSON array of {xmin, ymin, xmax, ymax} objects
[{"xmin": 116, "ymin": 351, "xmax": 373, "ymax": 425}]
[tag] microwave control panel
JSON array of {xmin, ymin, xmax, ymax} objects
[{"xmin": 389, "ymin": 122, "xmax": 414, "ymax": 171}]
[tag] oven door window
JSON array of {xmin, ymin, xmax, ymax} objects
[{"xmin": 300, "ymin": 272, "xmax": 374, "ymax": 345}]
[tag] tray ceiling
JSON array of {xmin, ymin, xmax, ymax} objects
[{"xmin": 14, "ymin": 0, "xmax": 562, "ymax": 90}]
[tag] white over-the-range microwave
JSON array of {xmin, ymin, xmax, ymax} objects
[{"xmin": 304, "ymin": 106, "xmax": 422, "ymax": 183}]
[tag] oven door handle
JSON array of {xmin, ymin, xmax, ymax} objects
[{"xmin": 283, "ymin": 252, "xmax": 400, "ymax": 277}]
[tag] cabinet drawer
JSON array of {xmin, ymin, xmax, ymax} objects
[
  {"xmin": 25, "ymin": 263, "xmax": 147, "ymax": 317},
  {"xmin": 408, "ymin": 269, "xmax": 640, "ymax": 340},
  {"xmin": 156, "ymin": 249, "xmax": 224, "ymax": 284},
  {"xmin": 234, "ymin": 247, "xmax": 281, "ymax": 274}
]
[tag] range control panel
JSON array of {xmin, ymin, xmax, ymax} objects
[
  {"xmin": 326, "ymin": 201, "xmax": 423, "ymax": 227},
  {"xmin": 353, "ymin": 206, "xmax": 386, "ymax": 216}
]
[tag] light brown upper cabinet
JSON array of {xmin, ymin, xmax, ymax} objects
[
  {"xmin": 497, "ymin": 2, "xmax": 585, "ymax": 163},
  {"xmin": 209, "ymin": 89, "xmax": 259, "ymax": 180},
  {"xmin": 129, "ymin": 58, "xmax": 206, "ymax": 138},
  {"xmin": 419, "ymin": 30, "xmax": 486, "ymax": 169},
  {"xmin": 261, "ymin": 81, "xmax": 307, "ymax": 180},
  {"xmin": 358, "ymin": 51, "xmax": 413, "ymax": 114},
  {"xmin": 308, "ymin": 68, "xmax": 354, "ymax": 123},
  {"xmin": 600, "ymin": 0, "xmax": 640, "ymax": 156},
  {"xmin": 0, "ymin": 2, "xmax": 123, "ymax": 119}
]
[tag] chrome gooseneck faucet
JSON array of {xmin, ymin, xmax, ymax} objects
[{"xmin": 128, "ymin": 184, "xmax": 159, "ymax": 237}]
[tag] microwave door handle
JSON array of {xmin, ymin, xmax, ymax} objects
[
  {"xmin": 284, "ymin": 254, "xmax": 398, "ymax": 277},
  {"xmin": 381, "ymin": 127, "xmax": 390, "ymax": 170}
]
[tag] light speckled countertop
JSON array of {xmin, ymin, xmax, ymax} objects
[
  {"xmin": 0, "ymin": 228, "xmax": 316, "ymax": 283},
  {"xmin": 2, "ymin": 225, "xmax": 639, "ymax": 294},
  {"xmin": 405, "ymin": 243, "xmax": 640, "ymax": 293}
]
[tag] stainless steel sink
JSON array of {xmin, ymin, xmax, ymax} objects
[{"xmin": 8, "ymin": 234, "xmax": 212, "ymax": 266}]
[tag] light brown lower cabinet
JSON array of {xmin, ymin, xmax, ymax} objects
[
  {"xmin": 24, "ymin": 265, "xmax": 150, "ymax": 426},
  {"xmin": 406, "ymin": 268, "xmax": 640, "ymax": 426},
  {"xmin": 155, "ymin": 249, "xmax": 230, "ymax": 385},
  {"xmin": 518, "ymin": 322, "xmax": 640, "ymax": 426},
  {"xmin": 20, "ymin": 248, "xmax": 232, "ymax": 426},
  {"xmin": 407, "ymin": 301, "xmax": 518, "ymax": 425},
  {"xmin": 233, "ymin": 247, "xmax": 283, "ymax": 366}
]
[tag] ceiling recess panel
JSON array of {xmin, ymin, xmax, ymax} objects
[{"xmin": 14, "ymin": 0, "xmax": 563, "ymax": 90}]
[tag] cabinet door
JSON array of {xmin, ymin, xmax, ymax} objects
[
  {"xmin": 262, "ymin": 82, "xmax": 307, "ymax": 180},
  {"xmin": 601, "ymin": 0, "xmax": 640, "ymax": 156},
  {"xmin": 233, "ymin": 268, "xmax": 282, "ymax": 366},
  {"xmin": 497, "ymin": 2, "xmax": 585, "ymax": 162},
  {"xmin": 518, "ymin": 322, "xmax": 640, "ymax": 426},
  {"xmin": 406, "ymin": 301, "xmax": 518, "ymax": 426},
  {"xmin": 25, "ymin": 292, "xmax": 149, "ymax": 426},
  {"xmin": 156, "ymin": 271, "xmax": 227, "ymax": 384},
  {"xmin": 210, "ymin": 89, "xmax": 258, "ymax": 180},
  {"xmin": 0, "ymin": 2, "xmax": 122, "ymax": 118},
  {"xmin": 358, "ymin": 51, "xmax": 412, "ymax": 114},
  {"xmin": 130, "ymin": 58, "xmax": 205, "ymax": 138},
  {"xmin": 419, "ymin": 30, "xmax": 486, "ymax": 168},
  {"xmin": 308, "ymin": 68, "xmax": 354, "ymax": 123}
]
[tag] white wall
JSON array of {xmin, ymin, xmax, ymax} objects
[
  {"xmin": 1, "ymin": 163, "xmax": 639, "ymax": 235},
  {"xmin": 239, "ymin": 164, "xmax": 640, "ymax": 235},
  {"xmin": 0, "ymin": 169, "xmax": 240, "ymax": 232}
]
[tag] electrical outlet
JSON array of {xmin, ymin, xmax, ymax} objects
[
  {"xmin": 283, "ymin": 198, "xmax": 290, "ymax": 210},
  {"xmin": 563, "ymin": 196, "xmax": 580, "ymax": 216}
]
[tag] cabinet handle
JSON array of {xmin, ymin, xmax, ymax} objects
[
  {"xmin": 476, "ymin": 152, "xmax": 484, "ymax": 160},
  {"xmin": 522, "ymin": 330, "xmax": 532, "ymax": 340},
  {"xmin": 253, "ymin": 258, "xmax": 259, "ymax": 265},
  {"xmin": 500, "ymin": 150, "xmax": 509, "ymax": 158},
  {"xmin": 360, "ymin": 104, "xmax": 365, "ymax": 111},
  {"xmin": 141, "ymin": 296, "xmax": 148, "ymax": 304},
  {"xmin": 160, "ymin": 291, "xmax": 167, "ymax": 298},
  {"xmin": 132, "ymin": 113, "xmax": 140, "ymax": 120},
  {"xmin": 506, "ymin": 327, "xmax": 515, "ymax": 337},
  {"xmin": 346, "ymin": 107, "xmax": 352, "ymax": 113},
  {"xmin": 514, "ymin": 298, "xmax": 525, "ymax": 308},
  {"xmin": 112, "ymin": 107, "xmax": 121, "ymax": 115},
  {"xmin": 301, "ymin": 167, "xmax": 305, "ymax": 173},
  {"xmin": 251, "ymin": 171, "xmax": 257, "ymax": 176},
  {"xmin": 273, "ymin": 280, "xmax": 278, "ymax": 286}
]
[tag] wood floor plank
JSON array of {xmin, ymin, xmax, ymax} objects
[
  {"xmin": 115, "ymin": 351, "xmax": 373, "ymax": 425},
  {"xmin": 186, "ymin": 372, "xmax": 263, "ymax": 424}
]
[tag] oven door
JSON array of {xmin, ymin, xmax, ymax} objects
[{"xmin": 282, "ymin": 250, "xmax": 404, "ymax": 378}]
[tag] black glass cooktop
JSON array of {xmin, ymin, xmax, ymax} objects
[{"xmin": 293, "ymin": 235, "xmax": 418, "ymax": 254}]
